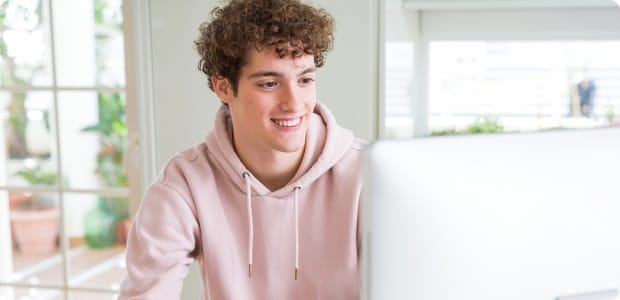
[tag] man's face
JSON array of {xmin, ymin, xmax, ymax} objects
[{"xmin": 219, "ymin": 48, "xmax": 317, "ymax": 156}]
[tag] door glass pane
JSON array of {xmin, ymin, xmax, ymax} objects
[
  {"xmin": 428, "ymin": 41, "xmax": 620, "ymax": 135},
  {"xmin": 0, "ymin": 0, "xmax": 53, "ymax": 87},
  {"xmin": 93, "ymin": 0, "xmax": 125, "ymax": 87},
  {"xmin": 1, "ymin": 91, "xmax": 58, "ymax": 187},
  {"xmin": 58, "ymin": 91, "xmax": 127, "ymax": 190},
  {"xmin": 52, "ymin": 0, "xmax": 125, "ymax": 87}
]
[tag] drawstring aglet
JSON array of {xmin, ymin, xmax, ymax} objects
[
  {"xmin": 294, "ymin": 268, "xmax": 299, "ymax": 280},
  {"xmin": 248, "ymin": 264, "xmax": 252, "ymax": 277}
]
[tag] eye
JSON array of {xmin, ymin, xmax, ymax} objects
[
  {"xmin": 300, "ymin": 77, "xmax": 315, "ymax": 85},
  {"xmin": 258, "ymin": 81, "xmax": 278, "ymax": 88}
]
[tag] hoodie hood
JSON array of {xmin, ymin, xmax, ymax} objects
[{"xmin": 206, "ymin": 102, "xmax": 354, "ymax": 197}]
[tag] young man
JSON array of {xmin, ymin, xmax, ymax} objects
[{"xmin": 118, "ymin": 0, "xmax": 364, "ymax": 299}]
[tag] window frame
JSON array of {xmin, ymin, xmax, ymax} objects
[{"xmin": 0, "ymin": 0, "xmax": 143, "ymax": 297}]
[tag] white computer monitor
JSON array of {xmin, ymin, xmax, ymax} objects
[{"xmin": 361, "ymin": 127, "xmax": 620, "ymax": 300}]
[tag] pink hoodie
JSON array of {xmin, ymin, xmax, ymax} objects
[{"xmin": 118, "ymin": 102, "xmax": 364, "ymax": 299}]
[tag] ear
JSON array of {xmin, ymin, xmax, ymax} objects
[{"xmin": 212, "ymin": 75, "xmax": 234, "ymax": 104}]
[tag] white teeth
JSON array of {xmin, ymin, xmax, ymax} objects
[{"xmin": 273, "ymin": 118, "xmax": 301, "ymax": 127}]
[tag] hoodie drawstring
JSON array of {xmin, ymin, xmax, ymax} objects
[
  {"xmin": 293, "ymin": 186, "xmax": 301, "ymax": 280},
  {"xmin": 243, "ymin": 172, "xmax": 254, "ymax": 277},
  {"xmin": 242, "ymin": 171, "xmax": 302, "ymax": 280}
]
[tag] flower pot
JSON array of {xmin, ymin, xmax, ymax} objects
[
  {"xmin": 8, "ymin": 192, "xmax": 34, "ymax": 210},
  {"xmin": 8, "ymin": 192, "xmax": 35, "ymax": 248},
  {"xmin": 10, "ymin": 208, "xmax": 60, "ymax": 255},
  {"xmin": 116, "ymin": 218, "xmax": 132, "ymax": 245}
]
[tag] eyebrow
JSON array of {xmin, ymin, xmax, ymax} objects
[{"xmin": 246, "ymin": 67, "xmax": 316, "ymax": 79}]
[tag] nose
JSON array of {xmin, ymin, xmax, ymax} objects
[{"xmin": 279, "ymin": 83, "xmax": 305, "ymax": 112}]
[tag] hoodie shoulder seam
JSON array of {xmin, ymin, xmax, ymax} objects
[
  {"xmin": 156, "ymin": 157, "xmax": 199, "ymax": 217},
  {"xmin": 177, "ymin": 143, "xmax": 206, "ymax": 163}
]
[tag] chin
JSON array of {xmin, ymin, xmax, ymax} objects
[
  {"xmin": 278, "ymin": 144, "xmax": 305, "ymax": 153},
  {"xmin": 274, "ymin": 129, "xmax": 307, "ymax": 153},
  {"xmin": 276, "ymin": 138, "xmax": 306, "ymax": 153}
]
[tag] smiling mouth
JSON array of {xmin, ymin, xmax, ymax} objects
[{"xmin": 272, "ymin": 117, "xmax": 302, "ymax": 127}]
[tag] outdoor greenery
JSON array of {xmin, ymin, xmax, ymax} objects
[
  {"xmin": 15, "ymin": 164, "xmax": 57, "ymax": 185},
  {"xmin": 431, "ymin": 116, "xmax": 505, "ymax": 136},
  {"xmin": 81, "ymin": 93, "xmax": 128, "ymax": 187},
  {"xmin": 80, "ymin": 93, "xmax": 129, "ymax": 225},
  {"xmin": 463, "ymin": 116, "xmax": 505, "ymax": 134}
]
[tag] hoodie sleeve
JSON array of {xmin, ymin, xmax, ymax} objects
[{"xmin": 118, "ymin": 180, "xmax": 200, "ymax": 300}]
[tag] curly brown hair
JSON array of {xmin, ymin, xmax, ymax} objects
[{"xmin": 195, "ymin": 0, "xmax": 335, "ymax": 94}]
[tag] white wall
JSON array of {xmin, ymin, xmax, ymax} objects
[
  {"xmin": 313, "ymin": 0, "xmax": 380, "ymax": 141},
  {"xmin": 147, "ymin": 1, "xmax": 219, "ymax": 168}
]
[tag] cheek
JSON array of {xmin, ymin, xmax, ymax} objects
[
  {"xmin": 237, "ymin": 91, "xmax": 260, "ymax": 110},
  {"xmin": 303, "ymin": 88, "xmax": 317, "ymax": 102},
  {"xmin": 306, "ymin": 92, "xmax": 317, "ymax": 105}
]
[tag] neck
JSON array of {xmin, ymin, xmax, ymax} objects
[{"xmin": 235, "ymin": 143, "xmax": 305, "ymax": 192}]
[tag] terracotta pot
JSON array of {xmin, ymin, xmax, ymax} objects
[
  {"xmin": 10, "ymin": 208, "xmax": 60, "ymax": 255},
  {"xmin": 8, "ymin": 192, "xmax": 34, "ymax": 210},
  {"xmin": 7, "ymin": 192, "xmax": 32, "ymax": 248},
  {"xmin": 116, "ymin": 218, "xmax": 132, "ymax": 245}
]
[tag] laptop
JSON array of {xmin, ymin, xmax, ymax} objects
[{"xmin": 361, "ymin": 127, "xmax": 620, "ymax": 300}]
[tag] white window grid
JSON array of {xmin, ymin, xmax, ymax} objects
[{"xmin": 0, "ymin": 0, "xmax": 131, "ymax": 297}]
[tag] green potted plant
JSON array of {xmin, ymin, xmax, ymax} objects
[{"xmin": 10, "ymin": 164, "xmax": 60, "ymax": 255}]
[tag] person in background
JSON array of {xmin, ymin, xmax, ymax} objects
[
  {"xmin": 117, "ymin": 0, "xmax": 364, "ymax": 299},
  {"xmin": 577, "ymin": 78, "xmax": 596, "ymax": 118}
]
